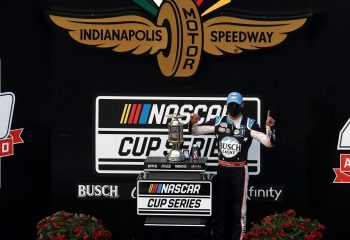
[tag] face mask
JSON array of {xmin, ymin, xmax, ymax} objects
[{"xmin": 228, "ymin": 103, "xmax": 242, "ymax": 117}]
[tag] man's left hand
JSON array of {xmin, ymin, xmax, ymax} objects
[{"xmin": 266, "ymin": 110, "xmax": 275, "ymax": 127}]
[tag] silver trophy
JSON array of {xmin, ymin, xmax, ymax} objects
[{"xmin": 166, "ymin": 114, "xmax": 185, "ymax": 162}]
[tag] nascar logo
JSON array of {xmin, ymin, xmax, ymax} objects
[
  {"xmin": 120, "ymin": 104, "xmax": 145, "ymax": 125},
  {"xmin": 119, "ymin": 102, "xmax": 227, "ymax": 126},
  {"xmin": 148, "ymin": 183, "xmax": 201, "ymax": 194}
]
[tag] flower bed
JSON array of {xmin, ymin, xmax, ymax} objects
[
  {"xmin": 243, "ymin": 209, "xmax": 326, "ymax": 240},
  {"xmin": 36, "ymin": 211, "xmax": 112, "ymax": 240}
]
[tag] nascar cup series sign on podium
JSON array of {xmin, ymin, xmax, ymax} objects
[
  {"xmin": 48, "ymin": 0, "xmax": 311, "ymax": 77},
  {"xmin": 137, "ymin": 180, "xmax": 212, "ymax": 218}
]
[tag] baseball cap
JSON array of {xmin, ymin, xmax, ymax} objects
[{"xmin": 227, "ymin": 92, "xmax": 243, "ymax": 105}]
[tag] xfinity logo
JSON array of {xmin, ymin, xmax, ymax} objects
[
  {"xmin": 247, "ymin": 185, "xmax": 283, "ymax": 201},
  {"xmin": 78, "ymin": 185, "xmax": 120, "ymax": 199}
]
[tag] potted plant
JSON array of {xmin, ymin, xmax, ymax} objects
[
  {"xmin": 36, "ymin": 211, "xmax": 112, "ymax": 240},
  {"xmin": 243, "ymin": 209, "xmax": 326, "ymax": 240}
]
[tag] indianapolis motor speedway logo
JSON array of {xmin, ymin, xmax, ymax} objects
[{"xmin": 48, "ymin": 0, "xmax": 310, "ymax": 77}]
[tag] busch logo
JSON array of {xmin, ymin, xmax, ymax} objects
[
  {"xmin": 78, "ymin": 185, "xmax": 120, "ymax": 198},
  {"xmin": 219, "ymin": 136, "xmax": 241, "ymax": 158}
]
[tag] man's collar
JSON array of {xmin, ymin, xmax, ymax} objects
[{"xmin": 227, "ymin": 114, "xmax": 243, "ymax": 126}]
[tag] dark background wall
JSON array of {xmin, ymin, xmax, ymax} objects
[{"xmin": 0, "ymin": 0, "xmax": 349, "ymax": 239}]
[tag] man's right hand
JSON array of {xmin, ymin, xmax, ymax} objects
[{"xmin": 190, "ymin": 113, "xmax": 200, "ymax": 125}]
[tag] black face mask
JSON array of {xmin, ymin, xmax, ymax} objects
[{"xmin": 228, "ymin": 103, "xmax": 242, "ymax": 117}]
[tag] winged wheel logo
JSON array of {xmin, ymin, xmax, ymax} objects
[{"xmin": 49, "ymin": 0, "xmax": 310, "ymax": 77}]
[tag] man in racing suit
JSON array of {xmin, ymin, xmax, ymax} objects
[{"xmin": 189, "ymin": 92, "xmax": 276, "ymax": 240}]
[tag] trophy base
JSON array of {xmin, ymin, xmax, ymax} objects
[{"xmin": 167, "ymin": 150, "xmax": 184, "ymax": 162}]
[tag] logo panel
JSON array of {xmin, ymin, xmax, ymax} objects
[
  {"xmin": 0, "ymin": 93, "xmax": 15, "ymax": 140},
  {"xmin": 338, "ymin": 118, "xmax": 350, "ymax": 150},
  {"xmin": 95, "ymin": 96, "xmax": 261, "ymax": 175},
  {"xmin": 0, "ymin": 59, "xmax": 24, "ymax": 189},
  {"xmin": 333, "ymin": 118, "xmax": 350, "ymax": 183}
]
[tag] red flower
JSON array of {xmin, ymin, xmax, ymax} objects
[
  {"xmin": 286, "ymin": 209, "xmax": 296, "ymax": 217},
  {"xmin": 317, "ymin": 223, "xmax": 326, "ymax": 230},
  {"xmin": 57, "ymin": 233, "xmax": 66, "ymax": 240},
  {"xmin": 82, "ymin": 234, "xmax": 89, "ymax": 240},
  {"xmin": 263, "ymin": 216, "xmax": 272, "ymax": 223},
  {"xmin": 73, "ymin": 226, "xmax": 84, "ymax": 235},
  {"xmin": 51, "ymin": 222, "xmax": 61, "ymax": 228}
]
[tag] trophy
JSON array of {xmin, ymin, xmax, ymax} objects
[{"xmin": 166, "ymin": 114, "xmax": 185, "ymax": 162}]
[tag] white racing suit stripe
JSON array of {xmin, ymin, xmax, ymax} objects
[
  {"xmin": 191, "ymin": 124, "xmax": 215, "ymax": 135},
  {"xmin": 240, "ymin": 165, "xmax": 249, "ymax": 239}
]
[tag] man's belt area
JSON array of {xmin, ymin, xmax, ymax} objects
[{"xmin": 218, "ymin": 160, "xmax": 247, "ymax": 167}]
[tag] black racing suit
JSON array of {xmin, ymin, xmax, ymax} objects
[{"xmin": 189, "ymin": 115, "xmax": 276, "ymax": 240}]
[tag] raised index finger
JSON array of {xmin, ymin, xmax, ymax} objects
[{"xmin": 267, "ymin": 110, "xmax": 271, "ymax": 118}]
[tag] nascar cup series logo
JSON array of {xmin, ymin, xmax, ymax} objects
[
  {"xmin": 137, "ymin": 180, "xmax": 211, "ymax": 216},
  {"xmin": 96, "ymin": 96, "xmax": 262, "ymax": 175},
  {"xmin": 147, "ymin": 183, "xmax": 201, "ymax": 194},
  {"xmin": 48, "ymin": 0, "xmax": 310, "ymax": 77},
  {"xmin": 219, "ymin": 136, "xmax": 241, "ymax": 158}
]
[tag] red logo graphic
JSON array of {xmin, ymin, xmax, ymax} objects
[
  {"xmin": 0, "ymin": 129, "xmax": 24, "ymax": 157},
  {"xmin": 333, "ymin": 154, "xmax": 350, "ymax": 183}
]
